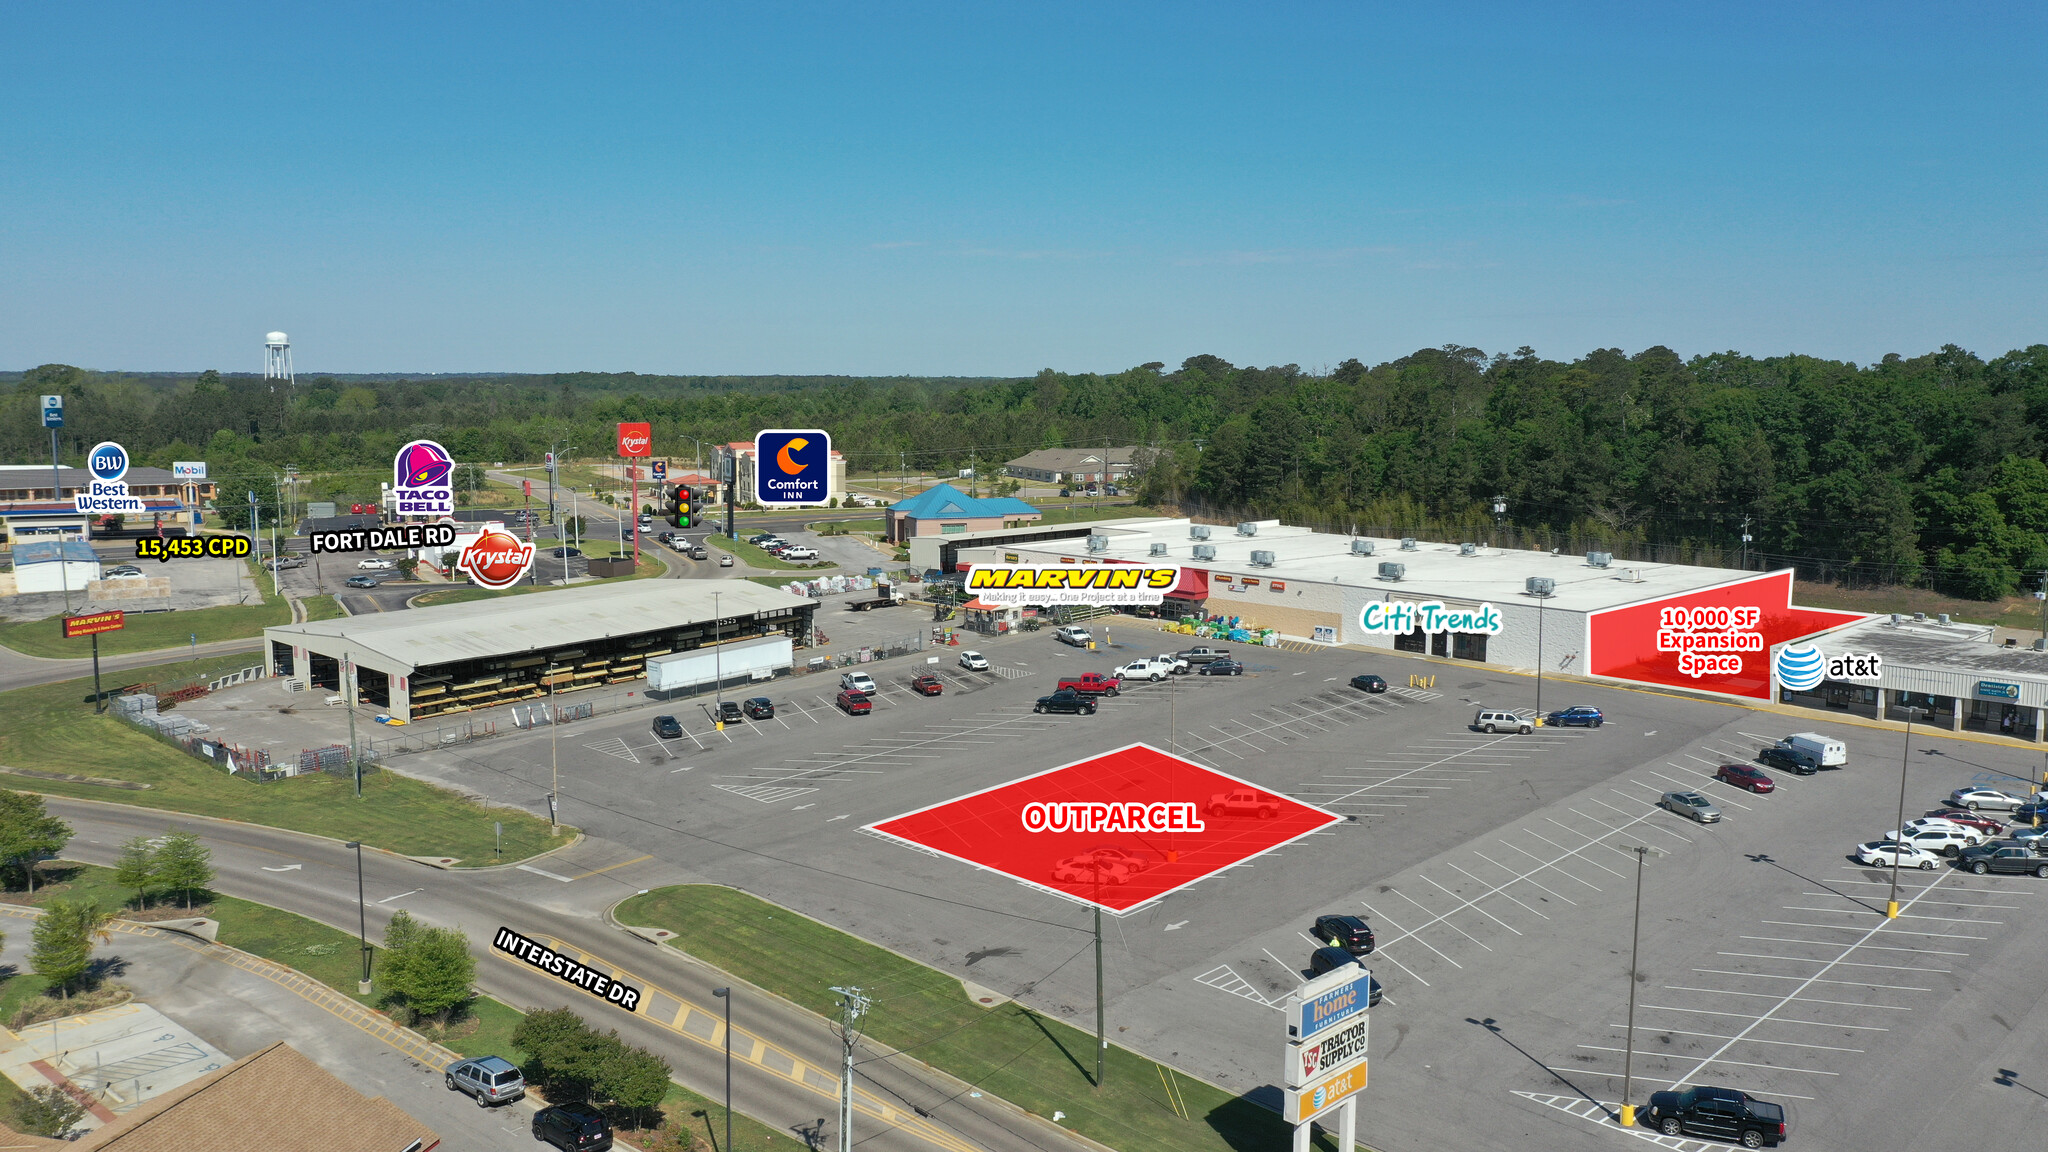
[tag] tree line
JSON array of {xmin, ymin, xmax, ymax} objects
[{"xmin": 12, "ymin": 341, "xmax": 2048, "ymax": 597}]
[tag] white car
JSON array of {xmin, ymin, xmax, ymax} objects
[
  {"xmin": 1114, "ymin": 658, "xmax": 1175, "ymax": 682},
  {"xmin": 1155, "ymin": 653, "xmax": 1190, "ymax": 674},
  {"xmin": 1899, "ymin": 816, "xmax": 1977, "ymax": 839},
  {"xmin": 1951, "ymin": 787, "xmax": 2028, "ymax": 812},
  {"xmin": 100, "ymin": 569, "xmax": 147, "ymax": 581},
  {"xmin": 1883, "ymin": 826, "xmax": 1982, "ymax": 857},
  {"xmin": 1054, "ymin": 626, "xmax": 1092, "ymax": 647},
  {"xmin": 1854, "ymin": 840, "xmax": 1940, "ymax": 870},
  {"xmin": 841, "ymin": 671, "xmax": 878, "ymax": 695},
  {"xmin": 357, "ymin": 558, "xmax": 397, "ymax": 571},
  {"xmin": 958, "ymin": 651, "xmax": 989, "ymax": 671}
]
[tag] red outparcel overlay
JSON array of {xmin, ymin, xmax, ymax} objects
[{"xmin": 866, "ymin": 742, "xmax": 1340, "ymax": 913}]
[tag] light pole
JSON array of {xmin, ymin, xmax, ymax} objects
[
  {"xmin": 713, "ymin": 590, "xmax": 724, "ymax": 716},
  {"xmin": 1491, "ymin": 494, "xmax": 1506, "ymax": 548},
  {"xmin": 1618, "ymin": 843, "xmax": 1664, "ymax": 1127},
  {"xmin": 546, "ymin": 662, "xmax": 561, "ymax": 832},
  {"xmin": 713, "ymin": 987, "xmax": 732, "ymax": 1152},
  {"xmin": 1531, "ymin": 582, "xmax": 1551, "ymax": 719},
  {"xmin": 344, "ymin": 840, "xmax": 371, "ymax": 994},
  {"xmin": 1890, "ymin": 705, "xmax": 1924, "ymax": 919}
]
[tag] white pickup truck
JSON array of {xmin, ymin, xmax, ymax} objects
[{"xmin": 1114, "ymin": 657, "xmax": 1178, "ymax": 682}]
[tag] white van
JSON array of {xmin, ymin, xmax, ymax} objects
[{"xmin": 1780, "ymin": 732, "xmax": 1847, "ymax": 767}]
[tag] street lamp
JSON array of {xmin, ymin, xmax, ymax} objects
[
  {"xmin": 712, "ymin": 987, "xmax": 732, "ymax": 1152},
  {"xmin": 1618, "ymin": 843, "xmax": 1665, "ymax": 1127},
  {"xmin": 1890, "ymin": 705, "xmax": 1925, "ymax": 919},
  {"xmin": 344, "ymin": 840, "xmax": 371, "ymax": 994},
  {"xmin": 712, "ymin": 590, "xmax": 724, "ymax": 715}
]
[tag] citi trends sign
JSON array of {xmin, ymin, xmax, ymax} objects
[
  {"xmin": 455, "ymin": 528, "xmax": 536, "ymax": 589},
  {"xmin": 393, "ymin": 440, "xmax": 456, "ymax": 515},
  {"xmin": 965, "ymin": 564, "xmax": 1180, "ymax": 607},
  {"xmin": 75, "ymin": 441, "xmax": 144, "ymax": 514},
  {"xmin": 1358, "ymin": 600, "xmax": 1502, "ymax": 636},
  {"xmin": 753, "ymin": 429, "xmax": 830, "ymax": 506}
]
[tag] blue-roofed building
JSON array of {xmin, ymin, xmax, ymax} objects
[{"xmin": 884, "ymin": 483, "xmax": 1041, "ymax": 543}]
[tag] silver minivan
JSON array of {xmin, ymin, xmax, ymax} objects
[
  {"xmin": 446, "ymin": 1055, "xmax": 525, "ymax": 1107},
  {"xmin": 1473, "ymin": 709, "xmax": 1533, "ymax": 735}
]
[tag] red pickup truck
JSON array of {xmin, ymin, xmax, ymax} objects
[{"xmin": 1055, "ymin": 672, "xmax": 1122, "ymax": 697}]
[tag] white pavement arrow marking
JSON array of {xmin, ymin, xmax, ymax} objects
[
  {"xmin": 1164, "ymin": 921, "xmax": 1188, "ymax": 931},
  {"xmin": 791, "ymin": 803, "xmax": 815, "ymax": 811},
  {"xmin": 375, "ymin": 888, "xmax": 424, "ymax": 904},
  {"xmin": 260, "ymin": 864, "xmax": 303, "ymax": 872},
  {"xmin": 826, "ymin": 814, "xmax": 851, "ymax": 822}
]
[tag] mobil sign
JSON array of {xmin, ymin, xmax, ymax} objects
[{"xmin": 1588, "ymin": 571, "xmax": 1864, "ymax": 701}]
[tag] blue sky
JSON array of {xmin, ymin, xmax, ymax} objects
[{"xmin": 3, "ymin": 2, "xmax": 2041, "ymax": 375}]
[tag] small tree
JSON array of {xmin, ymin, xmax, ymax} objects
[
  {"xmin": 380, "ymin": 911, "xmax": 475, "ymax": 1024},
  {"xmin": 31, "ymin": 899, "xmax": 112, "ymax": 999},
  {"xmin": 11, "ymin": 1085, "xmax": 86, "ymax": 1137},
  {"xmin": 152, "ymin": 831, "xmax": 214, "ymax": 910},
  {"xmin": 0, "ymin": 791, "xmax": 72, "ymax": 893},
  {"xmin": 114, "ymin": 836, "xmax": 157, "ymax": 908},
  {"xmin": 598, "ymin": 1044, "xmax": 672, "ymax": 1129}
]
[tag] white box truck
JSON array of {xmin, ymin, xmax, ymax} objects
[{"xmin": 1780, "ymin": 732, "xmax": 1847, "ymax": 767}]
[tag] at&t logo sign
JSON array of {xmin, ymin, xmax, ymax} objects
[{"xmin": 1775, "ymin": 644, "xmax": 1825, "ymax": 691}]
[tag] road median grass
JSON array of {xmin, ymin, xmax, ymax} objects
[
  {"xmin": 0, "ymin": 658, "xmax": 570, "ymax": 864},
  {"xmin": 615, "ymin": 885, "xmax": 1333, "ymax": 1152},
  {"xmin": 710, "ymin": 535, "xmax": 838, "ymax": 571}
]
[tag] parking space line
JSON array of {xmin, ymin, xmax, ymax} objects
[
  {"xmin": 1604, "ymin": 1024, "xmax": 1864, "ymax": 1054},
  {"xmin": 1523, "ymin": 827, "xmax": 1624, "ymax": 880},
  {"xmin": 1760, "ymin": 920, "xmax": 1987, "ymax": 939},
  {"xmin": 1690, "ymin": 968, "xmax": 1930, "ymax": 993},
  {"xmin": 1716, "ymin": 951, "xmax": 1950, "ymax": 975},
  {"xmin": 1391, "ymin": 887, "xmax": 1493, "ymax": 952},
  {"xmin": 1780, "ymin": 906, "xmax": 2002, "ymax": 925},
  {"xmin": 1801, "ymin": 890, "xmax": 2017, "ymax": 910},
  {"xmin": 1446, "ymin": 860, "xmax": 1550, "ymax": 920},
  {"xmin": 1494, "ymin": 840, "xmax": 1597, "ymax": 896},
  {"xmin": 1356, "ymin": 901, "xmax": 1462, "ymax": 971},
  {"xmin": 1575, "ymin": 1044, "xmax": 1839, "ymax": 1078},
  {"xmin": 1421, "ymin": 873, "xmax": 1522, "ymax": 936},
  {"xmin": 1637, "ymin": 1004, "xmax": 1891, "ymax": 1031},
  {"xmin": 1662, "ymin": 985, "xmax": 1912, "ymax": 1010},
  {"xmin": 1739, "ymin": 934, "xmax": 1968, "ymax": 956},
  {"xmin": 1647, "ymin": 767, "xmax": 1755, "ymax": 810}
]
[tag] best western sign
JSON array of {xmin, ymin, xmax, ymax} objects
[{"xmin": 964, "ymin": 564, "xmax": 1180, "ymax": 607}]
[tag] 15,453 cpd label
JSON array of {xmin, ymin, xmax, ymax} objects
[{"xmin": 134, "ymin": 534, "xmax": 252, "ymax": 562}]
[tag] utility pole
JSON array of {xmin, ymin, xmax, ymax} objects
[
  {"xmin": 1741, "ymin": 515, "xmax": 1754, "ymax": 571},
  {"xmin": 829, "ymin": 986, "xmax": 870, "ymax": 1152},
  {"xmin": 49, "ymin": 408, "xmax": 73, "ymax": 614},
  {"xmin": 270, "ymin": 473, "xmax": 284, "ymax": 596},
  {"xmin": 345, "ymin": 656, "xmax": 361, "ymax": 798},
  {"xmin": 2035, "ymin": 571, "xmax": 2047, "ymax": 646},
  {"xmin": 1491, "ymin": 494, "xmax": 1507, "ymax": 549},
  {"xmin": 1617, "ymin": 843, "xmax": 1664, "ymax": 1127},
  {"xmin": 1094, "ymin": 903, "xmax": 1106, "ymax": 1088}
]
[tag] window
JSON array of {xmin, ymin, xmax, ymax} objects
[{"xmin": 940, "ymin": 523, "xmax": 967, "ymax": 534}]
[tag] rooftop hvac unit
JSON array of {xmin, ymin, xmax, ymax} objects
[
  {"xmin": 1191, "ymin": 544, "xmax": 1217, "ymax": 561},
  {"xmin": 1913, "ymin": 612, "xmax": 1926, "ymax": 621},
  {"xmin": 1190, "ymin": 525, "xmax": 1212, "ymax": 540},
  {"xmin": 1938, "ymin": 613, "xmax": 1951, "ymax": 625},
  {"xmin": 1377, "ymin": 562, "xmax": 1405, "ymax": 581},
  {"xmin": 1249, "ymin": 550, "xmax": 1275, "ymax": 567},
  {"xmin": 1148, "ymin": 542, "xmax": 1168, "ymax": 557},
  {"xmin": 1351, "ymin": 539, "xmax": 1374, "ymax": 556},
  {"xmin": 1086, "ymin": 534, "xmax": 1108, "ymax": 552},
  {"xmin": 1526, "ymin": 576, "xmax": 1555, "ymax": 597},
  {"xmin": 1586, "ymin": 551, "xmax": 1612, "ymax": 568},
  {"xmin": 1459, "ymin": 542, "xmax": 1478, "ymax": 556},
  {"xmin": 1237, "ymin": 522, "xmax": 1259, "ymax": 537},
  {"xmin": 1889, "ymin": 613, "xmax": 1902, "ymax": 625},
  {"xmin": 1400, "ymin": 537, "xmax": 1418, "ymax": 551}
]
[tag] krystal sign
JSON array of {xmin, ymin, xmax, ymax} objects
[
  {"xmin": 1588, "ymin": 572, "xmax": 1865, "ymax": 701},
  {"xmin": 455, "ymin": 527, "xmax": 536, "ymax": 589},
  {"xmin": 866, "ymin": 743, "xmax": 1340, "ymax": 913},
  {"xmin": 616, "ymin": 422, "xmax": 652, "ymax": 458}
]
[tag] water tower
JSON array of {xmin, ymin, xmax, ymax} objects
[{"xmin": 264, "ymin": 331, "xmax": 293, "ymax": 390}]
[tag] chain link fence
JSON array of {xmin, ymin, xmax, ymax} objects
[{"xmin": 794, "ymin": 631, "xmax": 929, "ymax": 675}]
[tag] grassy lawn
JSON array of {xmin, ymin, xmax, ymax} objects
[
  {"xmin": 300, "ymin": 595, "xmax": 347, "ymax": 622},
  {"xmin": 810, "ymin": 517, "xmax": 884, "ymax": 535},
  {"xmin": 0, "ymin": 553, "xmax": 292, "ymax": 659},
  {"xmin": 710, "ymin": 535, "xmax": 837, "ymax": 571},
  {"xmin": 1794, "ymin": 582, "xmax": 2041, "ymax": 630},
  {"xmin": 615, "ymin": 886, "xmax": 1332, "ymax": 1152},
  {"xmin": 0, "ymin": 659, "xmax": 571, "ymax": 864}
]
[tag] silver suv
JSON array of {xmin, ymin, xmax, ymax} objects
[
  {"xmin": 1473, "ymin": 709, "xmax": 1532, "ymax": 735},
  {"xmin": 446, "ymin": 1055, "xmax": 525, "ymax": 1107}
]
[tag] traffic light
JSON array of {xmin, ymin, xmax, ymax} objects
[{"xmin": 668, "ymin": 484, "xmax": 693, "ymax": 528}]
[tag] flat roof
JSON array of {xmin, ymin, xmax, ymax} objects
[
  {"xmin": 990, "ymin": 517, "xmax": 1772, "ymax": 613},
  {"xmin": 1830, "ymin": 615, "xmax": 2048, "ymax": 680},
  {"xmin": 266, "ymin": 578, "xmax": 804, "ymax": 670}
]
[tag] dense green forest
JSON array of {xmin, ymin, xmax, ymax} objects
[{"xmin": 9, "ymin": 342, "xmax": 2048, "ymax": 599}]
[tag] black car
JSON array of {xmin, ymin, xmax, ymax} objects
[
  {"xmin": 550, "ymin": 547, "xmax": 582, "ymax": 558},
  {"xmin": 1643, "ymin": 1085, "xmax": 1786, "ymax": 1148},
  {"xmin": 1956, "ymin": 841, "xmax": 2048, "ymax": 877},
  {"xmin": 1544, "ymin": 706, "xmax": 1604, "ymax": 728},
  {"xmin": 715, "ymin": 700, "xmax": 744, "ymax": 724},
  {"xmin": 747, "ymin": 533, "xmax": 776, "ymax": 545},
  {"xmin": 2013, "ymin": 797, "xmax": 2048, "ymax": 825},
  {"xmin": 1199, "ymin": 659, "xmax": 1245, "ymax": 676},
  {"xmin": 533, "ymin": 1102, "xmax": 613, "ymax": 1151},
  {"xmin": 1034, "ymin": 689, "xmax": 1098, "ymax": 715},
  {"xmin": 1756, "ymin": 746, "xmax": 1817, "ymax": 776},
  {"xmin": 1312, "ymin": 913, "xmax": 1375, "ymax": 954},
  {"xmin": 344, "ymin": 574, "xmax": 380, "ymax": 588},
  {"xmin": 1305, "ymin": 947, "xmax": 1384, "ymax": 1004},
  {"xmin": 652, "ymin": 715, "xmax": 683, "ymax": 739},
  {"xmin": 1349, "ymin": 674, "xmax": 1387, "ymax": 693},
  {"xmin": 1059, "ymin": 488, "xmax": 1071, "ymax": 497},
  {"xmin": 743, "ymin": 696, "xmax": 775, "ymax": 719}
]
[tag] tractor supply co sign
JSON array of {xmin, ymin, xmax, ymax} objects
[
  {"xmin": 1287, "ymin": 1016, "xmax": 1368, "ymax": 1089},
  {"xmin": 866, "ymin": 743, "xmax": 1339, "ymax": 913},
  {"xmin": 964, "ymin": 564, "xmax": 1181, "ymax": 607},
  {"xmin": 1588, "ymin": 571, "xmax": 1866, "ymax": 702}
]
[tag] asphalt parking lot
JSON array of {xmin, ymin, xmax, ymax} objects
[{"xmin": 388, "ymin": 630, "xmax": 2048, "ymax": 1152}]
